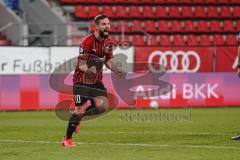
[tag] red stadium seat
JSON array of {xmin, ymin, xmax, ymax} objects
[
  {"xmin": 75, "ymin": 6, "xmax": 88, "ymax": 18},
  {"xmin": 121, "ymin": 35, "xmax": 132, "ymax": 43},
  {"xmin": 166, "ymin": 0, "xmax": 180, "ymax": 3},
  {"xmin": 88, "ymin": 6, "xmax": 100, "ymax": 17},
  {"xmin": 159, "ymin": 34, "xmax": 172, "ymax": 46},
  {"xmin": 183, "ymin": 20, "xmax": 197, "ymax": 32},
  {"xmin": 0, "ymin": 33, "xmax": 6, "ymax": 39},
  {"xmin": 206, "ymin": 0, "xmax": 218, "ymax": 3},
  {"xmin": 117, "ymin": 34, "xmax": 128, "ymax": 43},
  {"xmin": 181, "ymin": 6, "xmax": 194, "ymax": 17},
  {"xmin": 114, "ymin": 0, "xmax": 128, "ymax": 3},
  {"xmin": 101, "ymin": 6, "xmax": 115, "ymax": 18},
  {"xmin": 112, "ymin": 35, "xmax": 120, "ymax": 43},
  {"xmin": 142, "ymin": 20, "xmax": 157, "ymax": 32},
  {"xmin": 140, "ymin": 0, "xmax": 154, "ymax": 3},
  {"xmin": 148, "ymin": 0, "xmax": 159, "ymax": 3},
  {"xmin": 217, "ymin": 0, "xmax": 230, "ymax": 3},
  {"xmin": 87, "ymin": 0, "xmax": 100, "ymax": 2},
  {"xmin": 192, "ymin": 0, "xmax": 206, "ymax": 3},
  {"xmin": 142, "ymin": 35, "xmax": 149, "ymax": 45},
  {"xmin": 225, "ymin": 34, "xmax": 237, "ymax": 45},
  {"xmin": 206, "ymin": 6, "xmax": 219, "ymax": 17},
  {"xmin": 196, "ymin": 21, "xmax": 209, "ymax": 32},
  {"xmin": 130, "ymin": 20, "xmax": 142, "ymax": 32},
  {"xmin": 230, "ymin": 0, "xmax": 240, "ymax": 2},
  {"xmin": 199, "ymin": 34, "xmax": 212, "ymax": 46},
  {"xmin": 173, "ymin": 34, "xmax": 186, "ymax": 46},
  {"xmin": 116, "ymin": 20, "xmax": 129, "ymax": 32},
  {"xmin": 129, "ymin": 6, "xmax": 141, "ymax": 17},
  {"xmin": 115, "ymin": 6, "xmax": 128, "ymax": 18},
  {"xmin": 122, "ymin": 21, "xmax": 132, "ymax": 33},
  {"xmin": 233, "ymin": 6, "xmax": 240, "ymax": 17},
  {"xmin": 157, "ymin": 20, "xmax": 170, "ymax": 32},
  {"xmin": 209, "ymin": 21, "xmax": 222, "ymax": 32},
  {"xmin": 212, "ymin": 34, "xmax": 225, "ymax": 45},
  {"xmin": 220, "ymin": 6, "xmax": 233, "ymax": 17},
  {"xmin": 180, "ymin": 0, "xmax": 193, "ymax": 3},
  {"xmin": 127, "ymin": 0, "xmax": 142, "ymax": 3},
  {"xmin": 111, "ymin": 21, "xmax": 120, "ymax": 33},
  {"xmin": 193, "ymin": 6, "xmax": 206, "ymax": 17},
  {"xmin": 222, "ymin": 20, "xmax": 235, "ymax": 32},
  {"xmin": 142, "ymin": 6, "xmax": 156, "ymax": 18},
  {"xmin": 168, "ymin": 6, "xmax": 181, "ymax": 17},
  {"xmin": 103, "ymin": 0, "xmax": 116, "ymax": 4},
  {"xmin": 170, "ymin": 20, "xmax": 183, "ymax": 32},
  {"xmin": 236, "ymin": 20, "xmax": 240, "ymax": 31},
  {"xmin": 132, "ymin": 35, "xmax": 146, "ymax": 46},
  {"xmin": 186, "ymin": 35, "xmax": 199, "ymax": 46},
  {"xmin": 149, "ymin": 35, "xmax": 160, "ymax": 46},
  {"xmin": 0, "ymin": 39, "xmax": 11, "ymax": 45},
  {"xmin": 156, "ymin": 6, "xmax": 168, "ymax": 17}
]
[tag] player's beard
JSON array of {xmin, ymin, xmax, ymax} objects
[{"xmin": 100, "ymin": 29, "xmax": 109, "ymax": 38}]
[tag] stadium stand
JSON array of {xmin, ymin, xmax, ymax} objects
[
  {"xmin": 186, "ymin": 34, "xmax": 199, "ymax": 46},
  {"xmin": 0, "ymin": 32, "xmax": 11, "ymax": 45},
  {"xmin": 1, "ymin": 0, "xmax": 239, "ymax": 46},
  {"xmin": 0, "ymin": 0, "xmax": 23, "ymax": 46},
  {"xmin": 59, "ymin": 0, "xmax": 240, "ymax": 46}
]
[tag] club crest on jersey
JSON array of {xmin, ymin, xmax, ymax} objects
[
  {"xmin": 105, "ymin": 46, "xmax": 111, "ymax": 53},
  {"xmin": 79, "ymin": 46, "xmax": 84, "ymax": 54}
]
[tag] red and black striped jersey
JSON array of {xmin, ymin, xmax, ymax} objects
[{"xmin": 73, "ymin": 33, "xmax": 114, "ymax": 84}]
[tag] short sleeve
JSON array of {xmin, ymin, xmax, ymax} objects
[
  {"xmin": 79, "ymin": 39, "xmax": 90, "ymax": 60},
  {"xmin": 79, "ymin": 40, "xmax": 89, "ymax": 55}
]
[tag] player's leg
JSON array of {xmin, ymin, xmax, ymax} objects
[
  {"xmin": 63, "ymin": 84, "xmax": 89, "ymax": 147},
  {"xmin": 84, "ymin": 83, "xmax": 109, "ymax": 117},
  {"xmin": 65, "ymin": 103, "xmax": 86, "ymax": 138}
]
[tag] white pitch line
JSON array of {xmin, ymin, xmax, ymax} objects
[
  {"xmin": 0, "ymin": 139, "xmax": 240, "ymax": 150},
  {"xmin": 79, "ymin": 131, "xmax": 231, "ymax": 136}
]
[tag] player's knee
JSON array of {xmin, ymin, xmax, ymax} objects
[{"xmin": 94, "ymin": 97, "xmax": 109, "ymax": 113}]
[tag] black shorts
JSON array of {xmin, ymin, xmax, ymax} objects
[{"xmin": 73, "ymin": 82, "xmax": 107, "ymax": 106}]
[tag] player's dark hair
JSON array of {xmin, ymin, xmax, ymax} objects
[{"xmin": 93, "ymin": 14, "xmax": 108, "ymax": 25}]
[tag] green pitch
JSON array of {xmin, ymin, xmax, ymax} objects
[{"xmin": 0, "ymin": 108, "xmax": 240, "ymax": 160}]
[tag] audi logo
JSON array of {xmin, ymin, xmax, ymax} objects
[{"xmin": 147, "ymin": 50, "xmax": 201, "ymax": 73}]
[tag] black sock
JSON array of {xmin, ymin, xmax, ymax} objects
[{"xmin": 66, "ymin": 113, "xmax": 81, "ymax": 139}]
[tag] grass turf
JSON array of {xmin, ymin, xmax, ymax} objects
[{"xmin": 0, "ymin": 108, "xmax": 240, "ymax": 160}]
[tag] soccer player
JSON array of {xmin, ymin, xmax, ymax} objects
[
  {"xmin": 62, "ymin": 14, "xmax": 126, "ymax": 147},
  {"xmin": 231, "ymin": 45, "xmax": 240, "ymax": 140}
]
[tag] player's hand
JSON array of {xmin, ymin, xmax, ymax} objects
[
  {"xmin": 87, "ymin": 66, "xmax": 97, "ymax": 74},
  {"xmin": 85, "ymin": 66, "xmax": 97, "ymax": 80},
  {"xmin": 86, "ymin": 66, "xmax": 97, "ymax": 75}
]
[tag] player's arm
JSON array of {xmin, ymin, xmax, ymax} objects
[
  {"xmin": 78, "ymin": 55, "xmax": 97, "ymax": 74},
  {"xmin": 104, "ymin": 41, "xmax": 126, "ymax": 77},
  {"xmin": 78, "ymin": 45, "xmax": 96, "ymax": 74},
  {"xmin": 78, "ymin": 57, "xmax": 88, "ymax": 72},
  {"xmin": 105, "ymin": 59, "xmax": 126, "ymax": 78}
]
